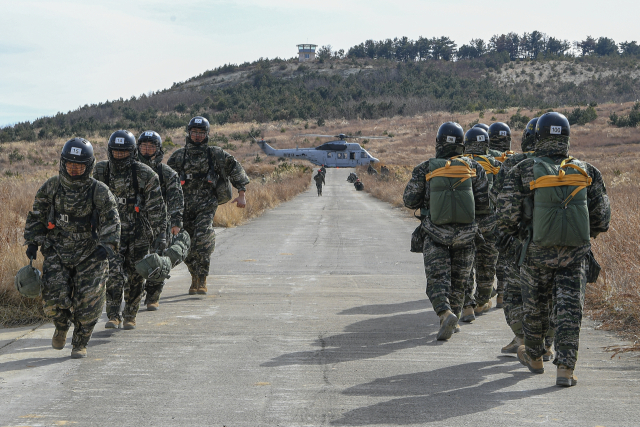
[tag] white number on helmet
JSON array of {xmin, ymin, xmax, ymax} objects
[
  {"xmin": 145, "ymin": 131, "xmax": 154, "ymax": 137},
  {"xmin": 477, "ymin": 135, "xmax": 485, "ymax": 142},
  {"xmin": 446, "ymin": 136, "xmax": 457, "ymax": 143},
  {"xmin": 70, "ymin": 147, "xmax": 82, "ymax": 155},
  {"xmin": 194, "ymin": 118, "xmax": 203, "ymax": 124},
  {"xmin": 550, "ymin": 126, "xmax": 562, "ymax": 135},
  {"xmin": 115, "ymin": 137, "xmax": 125, "ymax": 144},
  {"xmin": 499, "ymin": 130, "xmax": 507, "ymax": 136}
]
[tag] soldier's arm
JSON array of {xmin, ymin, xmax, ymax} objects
[
  {"xmin": 142, "ymin": 170, "xmax": 168, "ymax": 236},
  {"xmin": 491, "ymin": 167, "xmax": 508, "ymax": 205},
  {"xmin": 471, "ymin": 160, "xmax": 490, "ymax": 213},
  {"xmin": 164, "ymin": 165, "xmax": 184, "ymax": 229},
  {"xmin": 586, "ymin": 164, "xmax": 611, "ymax": 237},
  {"xmin": 167, "ymin": 150, "xmax": 181, "ymax": 172},
  {"xmin": 496, "ymin": 166, "xmax": 526, "ymax": 237},
  {"xmin": 221, "ymin": 150, "xmax": 250, "ymax": 191},
  {"xmin": 94, "ymin": 183, "xmax": 121, "ymax": 255},
  {"xmin": 23, "ymin": 177, "xmax": 57, "ymax": 246},
  {"xmin": 403, "ymin": 161, "xmax": 428, "ymax": 210}
]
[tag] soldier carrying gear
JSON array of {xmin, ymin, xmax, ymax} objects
[
  {"xmin": 23, "ymin": 138, "xmax": 121, "ymax": 358},
  {"xmin": 95, "ymin": 130, "xmax": 167, "ymax": 330},
  {"xmin": 354, "ymin": 179, "xmax": 364, "ymax": 191},
  {"xmin": 496, "ymin": 112, "xmax": 611, "ymax": 386},
  {"xmin": 459, "ymin": 127, "xmax": 502, "ymax": 323},
  {"xmin": 137, "ymin": 130, "xmax": 187, "ymax": 311},
  {"xmin": 347, "ymin": 172, "xmax": 358, "ymax": 183},
  {"xmin": 167, "ymin": 116, "xmax": 250, "ymax": 296},
  {"xmin": 403, "ymin": 122, "xmax": 490, "ymax": 341},
  {"xmin": 367, "ymin": 163, "xmax": 378, "ymax": 175},
  {"xmin": 314, "ymin": 169, "xmax": 325, "ymax": 196}
]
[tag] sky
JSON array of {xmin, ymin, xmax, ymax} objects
[{"xmin": 1, "ymin": 0, "xmax": 639, "ymax": 126}]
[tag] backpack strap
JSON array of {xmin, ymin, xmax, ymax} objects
[
  {"xmin": 529, "ymin": 158, "xmax": 592, "ymax": 208},
  {"xmin": 473, "ymin": 155, "xmax": 501, "ymax": 175},
  {"xmin": 425, "ymin": 160, "xmax": 476, "ymax": 188},
  {"xmin": 156, "ymin": 164, "xmax": 166, "ymax": 199},
  {"xmin": 104, "ymin": 163, "xmax": 110, "ymax": 188}
]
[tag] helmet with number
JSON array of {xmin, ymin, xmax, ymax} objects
[
  {"xmin": 137, "ymin": 130, "xmax": 163, "ymax": 164},
  {"xmin": 435, "ymin": 122, "xmax": 465, "ymax": 157},
  {"xmin": 464, "ymin": 127, "xmax": 490, "ymax": 155},
  {"xmin": 187, "ymin": 116, "xmax": 210, "ymax": 145},
  {"xmin": 535, "ymin": 112, "xmax": 570, "ymax": 139},
  {"xmin": 108, "ymin": 130, "xmax": 137, "ymax": 168},
  {"xmin": 488, "ymin": 122, "xmax": 512, "ymax": 151},
  {"xmin": 521, "ymin": 117, "xmax": 539, "ymax": 152},
  {"xmin": 473, "ymin": 123, "xmax": 489, "ymax": 132},
  {"xmin": 60, "ymin": 138, "xmax": 95, "ymax": 182}
]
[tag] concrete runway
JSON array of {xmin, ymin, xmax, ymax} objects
[{"xmin": 1, "ymin": 168, "xmax": 639, "ymax": 426}]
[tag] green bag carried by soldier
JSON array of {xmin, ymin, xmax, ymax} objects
[
  {"xmin": 135, "ymin": 253, "xmax": 172, "ymax": 281},
  {"xmin": 163, "ymin": 229, "xmax": 191, "ymax": 267},
  {"xmin": 426, "ymin": 158, "xmax": 476, "ymax": 225},
  {"xmin": 14, "ymin": 258, "xmax": 43, "ymax": 298}
]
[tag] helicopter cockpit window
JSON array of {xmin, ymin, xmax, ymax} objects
[
  {"xmin": 361, "ymin": 152, "xmax": 368, "ymax": 158},
  {"xmin": 316, "ymin": 142, "xmax": 347, "ymax": 151},
  {"xmin": 327, "ymin": 152, "xmax": 333, "ymax": 158},
  {"xmin": 350, "ymin": 152, "xmax": 355, "ymax": 160}
]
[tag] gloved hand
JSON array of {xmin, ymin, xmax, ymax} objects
[
  {"xmin": 153, "ymin": 233, "xmax": 167, "ymax": 252},
  {"xmin": 26, "ymin": 243, "xmax": 38, "ymax": 260},
  {"xmin": 94, "ymin": 246, "xmax": 108, "ymax": 261}
]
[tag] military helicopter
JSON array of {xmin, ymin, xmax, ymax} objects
[{"xmin": 255, "ymin": 133, "xmax": 386, "ymax": 168}]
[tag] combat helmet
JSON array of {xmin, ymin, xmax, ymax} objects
[
  {"xmin": 535, "ymin": 112, "xmax": 570, "ymax": 139},
  {"xmin": 488, "ymin": 122, "xmax": 512, "ymax": 151},
  {"xmin": 137, "ymin": 130, "xmax": 164, "ymax": 163},
  {"xmin": 187, "ymin": 116, "xmax": 210, "ymax": 145},
  {"xmin": 464, "ymin": 127, "xmax": 490, "ymax": 155},
  {"xmin": 60, "ymin": 138, "xmax": 96, "ymax": 181},
  {"xmin": 435, "ymin": 122, "xmax": 465, "ymax": 157},
  {"xmin": 473, "ymin": 123, "xmax": 489, "ymax": 132},
  {"xmin": 521, "ymin": 117, "xmax": 539, "ymax": 152},
  {"xmin": 14, "ymin": 258, "xmax": 43, "ymax": 298},
  {"xmin": 108, "ymin": 130, "xmax": 137, "ymax": 168}
]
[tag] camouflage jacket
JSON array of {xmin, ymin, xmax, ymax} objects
[
  {"xmin": 496, "ymin": 148, "xmax": 611, "ymax": 264},
  {"xmin": 403, "ymin": 156, "xmax": 490, "ymax": 247},
  {"xmin": 24, "ymin": 175, "xmax": 121, "ymax": 266},
  {"xmin": 94, "ymin": 160, "xmax": 167, "ymax": 238},
  {"xmin": 167, "ymin": 138, "xmax": 250, "ymax": 213},
  {"xmin": 314, "ymin": 173, "xmax": 325, "ymax": 186},
  {"xmin": 490, "ymin": 151, "xmax": 535, "ymax": 205},
  {"xmin": 139, "ymin": 157, "xmax": 184, "ymax": 229}
]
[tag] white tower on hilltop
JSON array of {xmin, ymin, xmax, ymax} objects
[{"xmin": 297, "ymin": 44, "xmax": 317, "ymax": 62}]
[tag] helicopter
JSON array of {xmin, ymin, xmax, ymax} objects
[{"xmin": 255, "ymin": 133, "xmax": 387, "ymax": 168}]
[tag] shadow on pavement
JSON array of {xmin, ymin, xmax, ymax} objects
[
  {"xmin": 0, "ymin": 355, "xmax": 72, "ymax": 373},
  {"xmin": 330, "ymin": 359, "xmax": 560, "ymax": 426},
  {"xmin": 338, "ymin": 300, "xmax": 429, "ymax": 316}
]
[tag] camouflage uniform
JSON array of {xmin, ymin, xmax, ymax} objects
[
  {"xmin": 496, "ymin": 135, "xmax": 610, "ymax": 369},
  {"xmin": 24, "ymin": 173, "xmax": 120, "ymax": 350},
  {"xmin": 94, "ymin": 160, "xmax": 166, "ymax": 322},
  {"xmin": 404, "ymin": 155, "xmax": 490, "ymax": 318},
  {"xmin": 138, "ymin": 155, "xmax": 184, "ymax": 305},
  {"xmin": 167, "ymin": 137, "xmax": 250, "ymax": 281},
  {"xmin": 314, "ymin": 172, "xmax": 325, "ymax": 196}
]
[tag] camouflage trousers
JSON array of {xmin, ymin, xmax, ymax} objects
[
  {"xmin": 106, "ymin": 233, "xmax": 150, "ymax": 321},
  {"xmin": 495, "ymin": 252, "xmax": 507, "ymax": 295},
  {"xmin": 316, "ymin": 184, "xmax": 322, "ymax": 196},
  {"xmin": 423, "ymin": 235, "xmax": 475, "ymax": 317},
  {"xmin": 464, "ymin": 231, "xmax": 498, "ymax": 307},
  {"xmin": 521, "ymin": 252, "xmax": 586, "ymax": 369},
  {"xmin": 502, "ymin": 260, "xmax": 525, "ymax": 335},
  {"xmin": 183, "ymin": 206, "xmax": 217, "ymax": 277},
  {"xmin": 42, "ymin": 251, "xmax": 107, "ymax": 348},
  {"xmin": 144, "ymin": 223, "xmax": 171, "ymax": 304}
]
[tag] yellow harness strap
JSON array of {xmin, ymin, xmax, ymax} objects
[
  {"xmin": 529, "ymin": 158, "xmax": 592, "ymax": 208},
  {"xmin": 496, "ymin": 150, "xmax": 515, "ymax": 162},
  {"xmin": 426, "ymin": 160, "xmax": 477, "ymax": 188},
  {"xmin": 471, "ymin": 155, "xmax": 501, "ymax": 175}
]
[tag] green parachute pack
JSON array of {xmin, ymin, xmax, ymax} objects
[
  {"xmin": 530, "ymin": 157, "xmax": 592, "ymax": 247},
  {"xmin": 14, "ymin": 258, "xmax": 43, "ymax": 298},
  {"xmin": 426, "ymin": 158, "xmax": 476, "ymax": 225},
  {"xmin": 135, "ymin": 230, "xmax": 191, "ymax": 280}
]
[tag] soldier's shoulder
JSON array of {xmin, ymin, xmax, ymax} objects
[
  {"xmin": 511, "ymin": 157, "xmax": 535, "ymax": 173},
  {"xmin": 167, "ymin": 148, "xmax": 185, "ymax": 161},
  {"xmin": 39, "ymin": 176, "xmax": 60, "ymax": 194},
  {"xmin": 503, "ymin": 153, "xmax": 528, "ymax": 167},
  {"xmin": 134, "ymin": 161, "xmax": 159, "ymax": 180},
  {"xmin": 93, "ymin": 180, "xmax": 115, "ymax": 200},
  {"xmin": 160, "ymin": 162, "xmax": 179, "ymax": 178},
  {"xmin": 412, "ymin": 160, "xmax": 430, "ymax": 173}
]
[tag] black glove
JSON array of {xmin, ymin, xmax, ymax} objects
[
  {"xmin": 26, "ymin": 244, "xmax": 38, "ymax": 260},
  {"xmin": 154, "ymin": 233, "xmax": 167, "ymax": 252},
  {"xmin": 94, "ymin": 246, "xmax": 108, "ymax": 261}
]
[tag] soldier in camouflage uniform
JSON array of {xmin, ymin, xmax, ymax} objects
[
  {"xmin": 95, "ymin": 130, "xmax": 167, "ymax": 330},
  {"xmin": 403, "ymin": 122, "xmax": 489, "ymax": 341},
  {"xmin": 491, "ymin": 117, "xmax": 554, "ymax": 357},
  {"xmin": 488, "ymin": 122, "xmax": 514, "ymax": 307},
  {"xmin": 167, "ymin": 116, "xmax": 250, "ymax": 295},
  {"xmin": 314, "ymin": 169, "xmax": 325, "ymax": 196},
  {"xmin": 459, "ymin": 127, "xmax": 502, "ymax": 323},
  {"xmin": 24, "ymin": 138, "xmax": 120, "ymax": 358},
  {"xmin": 137, "ymin": 130, "xmax": 185, "ymax": 310},
  {"xmin": 496, "ymin": 112, "xmax": 610, "ymax": 386}
]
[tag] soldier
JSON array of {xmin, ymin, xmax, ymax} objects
[
  {"xmin": 347, "ymin": 172, "xmax": 358, "ymax": 183},
  {"xmin": 367, "ymin": 163, "xmax": 378, "ymax": 175},
  {"xmin": 403, "ymin": 122, "xmax": 489, "ymax": 341},
  {"xmin": 496, "ymin": 112, "xmax": 610, "ymax": 386},
  {"xmin": 354, "ymin": 179, "xmax": 364, "ymax": 191},
  {"xmin": 137, "ymin": 130, "xmax": 185, "ymax": 310},
  {"xmin": 314, "ymin": 169, "xmax": 325, "ymax": 196},
  {"xmin": 24, "ymin": 138, "xmax": 120, "ymax": 358},
  {"xmin": 473, "ymin": 123, "xmax": 489, "ymax": 132},
  {"xmin": 459, "ymin": 127, "xmax": 502, "ymax": 323},
  {"xmin": 487, "ymin": 122, "xmax": 514, "ymax": 307},
  {"xmin": 167, "ymin": 116, "xmax": 250, "ymax": 295},
  {"xmin": 95, "ymin": 130, "xmax": 167, "ymax": 330}
]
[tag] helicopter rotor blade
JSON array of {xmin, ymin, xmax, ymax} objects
[
  {"xmin": 296, "ymin": 134, "xmax": 335, "ymax": 138},
  {"xmin": 353, "ymin": 136, "xmax": 390, "ymax": 139}
]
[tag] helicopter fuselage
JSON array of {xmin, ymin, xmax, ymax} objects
[{"xmin": 258, "ymin": 140, "xmax": 379, "ymax": 168}]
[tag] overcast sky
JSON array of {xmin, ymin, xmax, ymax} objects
[{"xmin": 1, "ymin": 0, "xmax": 639, "ymax": 126}]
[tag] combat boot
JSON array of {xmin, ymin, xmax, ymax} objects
[
  {"xmin": 123, "ymin": 318, "xmax": 136, "ymax": 330},
  {"xmin": 436, "ymin": 310, "xmax": 458, "ymax": 341},
  {"xmin": 71, "ymin": 346, "xmax": 87, "ymax": 359},
  {"xmin": 189, "ymin": 275, "xmax": 198, "ymax": 295},
  {"xmin": 556, "ymin": 365, "xmax": 578, "ymax": 387},
  {"xmin": 543, "ymin": 345, "xmax": 555, "ymax": 362},
  {"xmin": 454, "ymin": 324, "xmax": 461, "ymax": 334},
  {"xmin": 147, "ymin": 302, "xmax": 159, "ymax": 311},
  {"xmin": 501, "ymin": 335, "xmax": 524, "ymax": 354},
  {"xmin": 51, "ymin": 328, "xmax": 68, "ymax": 350},
  {"xmin": 474, "ymin": 300, "xmax": 492, "ymax": 315},
  {"xmin": 496, "ymin": 294, "xmax": 504, "ymax": 308},
  {"xmin": 517, "ymin": 345, "xmax": 544, "ymax": 374},
  {"xmin": 105, "ymin": 318, "xmax": 121, "ymax": 329},
  {"xmin": 460, "ymin": 306, "xmax": 476, "ymax": 323},
  {"xmin": 197, "ymin": 276, "xmax": 208, "ymax": 295}
]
